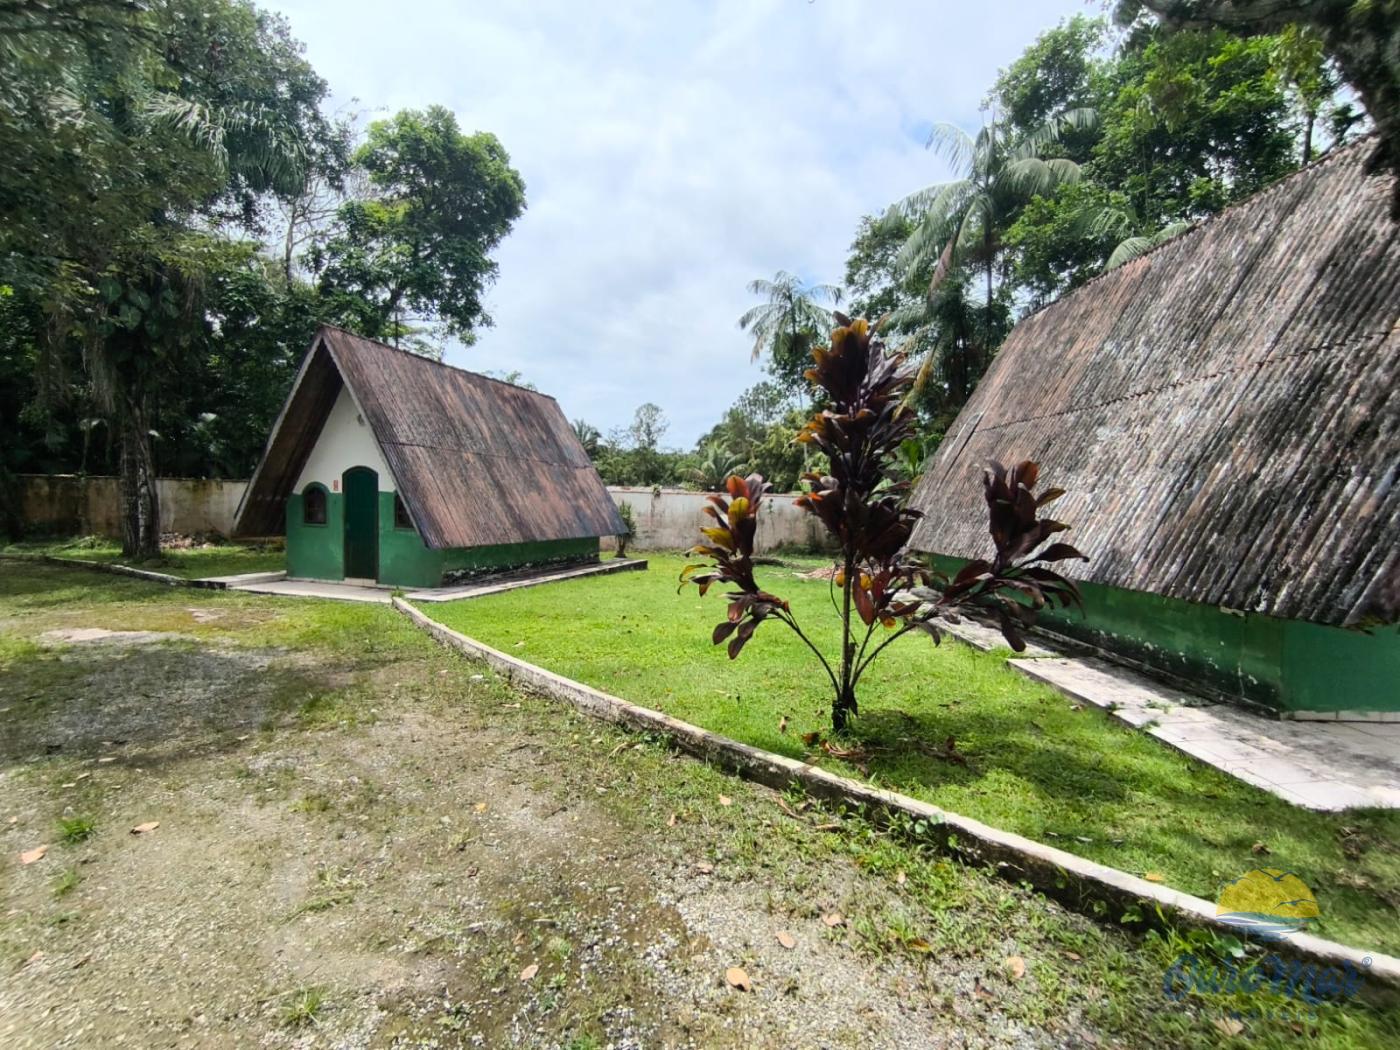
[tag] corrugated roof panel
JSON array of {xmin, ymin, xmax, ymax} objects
[{"xmin": 909, "ymin": 139, "xmax": 1400, "ymax": 627}]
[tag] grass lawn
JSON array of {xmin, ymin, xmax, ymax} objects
[
  {"xmin": 430, "ymin": 554, "xmax": 1400, "ymax": 956},
  {"xmin": 2, "ymin": 535, "xmax": 284, "ymax": 580},
  {"xmin": 2, "ymin": 561, "xmax": 1396, "ymax": 1047}
]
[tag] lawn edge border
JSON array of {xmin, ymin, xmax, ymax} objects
[
  {"xmin": 392, "ymin": 596, "xmax": 1400, "ymax": 998},
  {"xmin": 0, "ymin": 551, "xmax": 224, "ymax": 588}
]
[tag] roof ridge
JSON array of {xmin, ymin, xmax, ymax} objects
[{"xmin": 318, "ymin": 324, "xmax": 558, "ymax": 401}]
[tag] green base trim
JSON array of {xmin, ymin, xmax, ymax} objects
[
  {"xmin": 927, "ymin": 553, "xmax": 1400, "ymax": 715},
  {"xmin": 287, "ymin": 489, "xmax": 601, "ymax": 589}
]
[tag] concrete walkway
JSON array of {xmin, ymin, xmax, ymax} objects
[
  {"xmin": 226, "ymin": 558, "xmax": 648, "ymax": 607},
  {"xmin": 227, "ymin": 578, "xmax": 393, "ymax": 603},
  {"xmin": 405, "ymin": 557, "xmax": 646, "ymax": 602},
  {"xmin": 942, "ymin": 618, "xmax": 1400, "ymax": 811}
]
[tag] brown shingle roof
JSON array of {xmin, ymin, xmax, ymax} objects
[
  {"xmin": 234, "ymin": 327, "xmax": 624, "ymax": 548},
  {"xmin": 908, "ymin": 139, "xmax": 1400, "ymax": 627}
]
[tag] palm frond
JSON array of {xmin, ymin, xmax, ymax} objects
[
  {"xmin": 924, "ymin": 122, "xmax": 975, "ymax": 173},
  {"xmin": 1105, "ymin": 221, "xmax": 1190, "ymax": 270},
  {"xmin": 893, "ymin": 181, "xmax": 975, "ymax": 273}
]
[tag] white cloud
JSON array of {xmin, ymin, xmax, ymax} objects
[{"xmin": 268, "ymin": 0, "xmax": 1086, "ymax": 444}]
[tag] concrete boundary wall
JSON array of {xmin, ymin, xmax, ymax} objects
[
  {"xmin": 18, "ymin": 476, "xmax": 831, "ymax": 553},
  {"xmin": 391, "ymin": 596, "xmax": 1399, "ymax": 1001},
  {"xmin": 604, "ymin": 486, "xmax": 831, "ymax": 553},
  {"xmin": 18, "ymin": 475, "xmax": 247, "ymax": 539}
]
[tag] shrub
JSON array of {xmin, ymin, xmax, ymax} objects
[{"xmin": 681, "ymin": 314, "xmax": 1087, "ymax": 731}]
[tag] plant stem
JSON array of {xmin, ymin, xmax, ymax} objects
[{"xmin": 775, "ymin": 609, "xmax": 839, "ymax": 696}]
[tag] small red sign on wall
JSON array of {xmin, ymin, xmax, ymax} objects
[{"xmin": 332, "ymin": 480, "xmax": 340, "ymax": 492}]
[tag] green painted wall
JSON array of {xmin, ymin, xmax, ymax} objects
[
  {"xmin": 287, "ymin": 489, "xmax": 343, "ymax": 580},
  {"xmin": 928, "ymin": 553, "xmax": 1400, "ymax": 716},
  {"xmin": 286, "ymin": 486, "xmax": 599, "ymax": 589}
]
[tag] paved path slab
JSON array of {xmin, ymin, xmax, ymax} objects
[
  {"xmin": 227, "ymin": 579, "xmax": 393, "ymax": 604},
  {"xmin": 1012, "ymin": 657, "xmax": 1400, "ymax": 811},
  {"xmin": 226, "ymin": 560, "xmax": 648, "ymax": 606},
  {"xmin": 938, "ymin": 616, "xmax": 1057, "ymax": 658},
  {"xmin": 199, "ymin": 570, "xmax": 286, "ymax": 586},
  {"xmin": 406, "ymin": 557, "xmax": 647, "ymax": 602}
]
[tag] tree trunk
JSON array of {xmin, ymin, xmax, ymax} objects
[
  {"xmin": 834, "ymin": 558, "xmax": 859, "ymax": 732},
  {"xmin": 119, "ymin": 404, "xmax": 161, "ymax": 560},
  {"xmin": 1302, "ymin": 111, "xmax": 1315, "ymax": 165}
]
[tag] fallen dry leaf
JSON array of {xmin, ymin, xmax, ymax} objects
[
  {"xmin": 666, "ymin": 812, "xmax": 678, "ymax": 828},
  {"xmin": 1251, "ymin": 841, "xmax": 1270, "ymax": 856},
  {"xmin": 1006, "ymin": 955, "xmax": 1027, "ymax": 981},
  {"xmin": 694, "ymin": 861, "xmax": 714, "ymax": 875},
  {"xmin": 73, "ymin": 953, "xmax": 92, "ymax": 969},
  {"xmin": 20, "ymin": 845, "xmax": 48, "ymax": 865},
  {"xmin": 519, "ymin": 963, "xmax": 539, "ymax": 982},
  {"xmin": 717, "ymin": 794, "xmax": 732, "ymax": 807},
  {"xmin": 130, "ymin": 821, "xmax": 159, "ymax": 835},
  {"xmin": 822, "ymin": 912, "xmax": 845, "ymax": 928},
  {"xmin": 724, "ymin": 966, "xmax": 751, "ymax": 992},
  {"xmin": 1064, "ymin": 950, "xmax": 1082, "ymax": 962},
  {"xmin": 1143, "ymin": 872, "xmax": 1165, "ymax": 883},
  {"xmin": 776, "ymin": 930, "xmax": 796, "ymax": 950},
  {"xmin": 473, "ymin": 802, "xmax": 488, "ymax": 813},
  {"xmin": 800, "ymin": 731, "xmax": 822, "ymax": 747},
  {"xmin": 895, "ymin": 870, "xmax": 907, "ymax": 886},
  {"xmin": 1213, "ymin": 1017, "xmax": 1245, "ymax": 1038},
  {"xmin": 777, "ymin": 716, "xmax": 788, "ymax": 733},
  {"xmin": 24, "ymin": 950, "xmax": 43, "ymax": 967},
  {"xmin": 908, "ymin": 937, "xmax": 932, "ymax": 953}
]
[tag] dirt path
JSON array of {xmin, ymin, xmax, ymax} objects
[{"xmin": 0, "ymin": 565, "xmax": 1294, "ymax": 1048}]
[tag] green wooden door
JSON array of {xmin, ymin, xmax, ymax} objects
[{"xmin": 342, "ymin": 467, "xmax": 378, "ymax": 580}]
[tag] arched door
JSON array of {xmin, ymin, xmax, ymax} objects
[{"xmin": 342, "ymin": 467, "xmax": 378, "ymax": 580}]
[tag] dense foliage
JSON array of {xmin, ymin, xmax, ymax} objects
[
  {"xmin": 682, "ymin": 315, "xmax": 1087, "ymax": 731},
  {"xmin": 0, "ymin": 0, "xmax": 524, "ymax": 551}
]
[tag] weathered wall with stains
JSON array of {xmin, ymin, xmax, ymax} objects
[
  {"xmin": 601, "ymin": 487, "xmax": 833, "ymax": 553},
  {"xmin": 18, "ymin": 477, "xmax": 833, "ymax": 554},
  {"xmin": 19, "ymin": 475, "xmax": 247, "ymax": 539}
]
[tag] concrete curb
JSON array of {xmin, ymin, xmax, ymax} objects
[
  {"xmin": 0, "ymin": 552, "xmax": 225, "ymax": 589},
  {"xmin": 392, "ymin": 595, "xmax": 1400, "ymax": 1000}
]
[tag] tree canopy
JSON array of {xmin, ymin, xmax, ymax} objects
[{"xmin": 0, "ymin": 0, "xmax": 526, "ymax": 552}]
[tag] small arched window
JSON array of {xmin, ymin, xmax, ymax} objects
[{"xmin": 303, "ymin": 484, "xmax": 328, "ymax": 526}]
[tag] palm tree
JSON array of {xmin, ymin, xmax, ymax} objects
[
  {"xmin": 888, "ymin": 108, "xmax": 1097, "ymax": 372},
  {"xmin": 737, "ymin": 271, "xmax": 842, "ymax": 387},
  {"xmin": 689, "ymin": 443, "xmax": 748, "ymax": 492}
]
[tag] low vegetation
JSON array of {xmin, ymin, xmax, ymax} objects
[
  {"xmin": 2, "ymin": 537, "xmax": 283, "ymax": 580},
  {"xmin": 433, "ymin": 554, "xmax": 1400, "ymax": 955}
]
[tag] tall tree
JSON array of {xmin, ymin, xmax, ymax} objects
[
  {"xmin": 1000, "ymin": 18, "xmax": 1331, "ymax": 304},
  {"xmin": 1117, "ymin": 0, "xmax": 1400, "ymax": 212},
  {"xmin": 1, "ymin": 0, "xmax": 334, "ymax": 557},
  {"xmin": 736, "ymin": 271, "xmax": 842, "ymax": 390},
  {"xmin": 315, "ymin": 106, "xmax": 526, "ymax": 348},
  {"xmin": 887, "ymin": 105, "xmax": 1096, "ymax": 381}
]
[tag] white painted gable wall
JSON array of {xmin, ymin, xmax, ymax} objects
[{"xmin": 294, "ymin": 386, "xmax": 396, "ymax": 493}]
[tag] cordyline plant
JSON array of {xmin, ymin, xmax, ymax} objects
[{"xmin": 681, "ymin": 314, "xmax": 1088, "ymax": 732}]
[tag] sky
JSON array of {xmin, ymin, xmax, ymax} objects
[{"xmin": 267, "ymin": 0, "xmax": 1090, "ymax": 446}]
